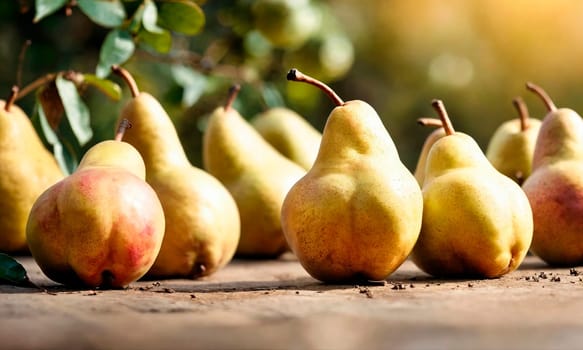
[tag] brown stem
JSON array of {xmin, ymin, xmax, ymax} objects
[
  {"xmin": 115, "ymin": 119, "xmax": 132, "ymax": 141},
  {"xmin": 512, "ymin": 97, "xmax": 530, "ymax": 131},
  {"xmin": 17, "ymin": 40, "xmax": 31, "ymax": 88},
  {"xmin": 417, "ymin": 118, "xmax": 443, "ymax": 128},
  {"xmin": 287, "ymin": 68, "xmax": 344, "ymax": 106},
  {"xmin": 111, "ymin": 65, "xmax": 140, "ymax": 98},
  {"xmin": 15, "ymin": 72, "xmax": 58, "ymax": 102},
  {"xmin": 431, "ymin": 99, "xmax": 455, "ymax": 135},
  {"xmin": 526, "ymin": 82, "xmax": 556, "ymax": 112},
  {"xmin": 4, "ymin": 86, "xmax": 19, "ymax": 112},
  {"xmin": 224, "ymin": 84, "xmax": 240, "ymax": 111}
]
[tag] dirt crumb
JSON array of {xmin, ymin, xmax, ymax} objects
[
  {"xmin": 391, "ymin": 283, "xmax": 406, "ymax": 291},
  {"xmin": 358, "ymin": 287, "xmax": 373, "ymax": 298}
]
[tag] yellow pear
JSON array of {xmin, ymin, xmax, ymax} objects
[
  {"xmin": 112, "ymin": 66, "xmax": 240, "ymax": 278},
  {"xmin": 413, "ymin": 118, "xmax": 446, "ymax": 185},
  {"xmin": 281, "ymin": 69, "xmax": 423, "ymax": 283},
  {"xmin": 203, "ymin": 85, "xmax": 306, "ymax": 258},
  {"xmin": 0, "ymin": 87, "xmax": 64, "ymax": 253},
  {"xmin": 411, "ymin": 100, "xmax": 533, "ymax": 278},
  {"xmin": 522, "ymin": 82, "xmax": 583, "ymax": 266},
  {"xmin": 486, "ymin": 97, "xmax": 542, "ymax": 184},
  {"xmin": 26, "ymin": 120, "xmax": 165, "ymax": 288},
  {"xmin": 251, "ymin": 107, "xmax": 321, "ymax": 169}
]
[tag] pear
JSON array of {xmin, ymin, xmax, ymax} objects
[
  {"xmin": 111, "ymin": 66, "xmax": 240, "ymax": 278},
  {"xmin": 411, "ymin": 100, "xmax": 533, "ymax": 278},
  {"xmin": 203, "ymin": 85, "xmax": 306, "ymax": 258},
  {"xmin": 486, "ymin": 97, "xmax": 542, "ymax": 184},
  {"xmin": 0, "ymin": 86, "xmax": 64, "ymax": 253},
  {"xmin": 26, "ymin": 120, "xmax": 166, "ymax": 288},
  {"xmin": 522, "ymin": 82, "xmax": 583, "ymax": 266},
  {"xmin": 281, "ymin": 69, "xmax": 423, "ymax": 283},
  {"xmin": 413, "ymin": 118, "xmax": 446, "ymax": 185},
  {"xmin": 251, "ymin": 107, "xmax": 322, "ymax": 169}
]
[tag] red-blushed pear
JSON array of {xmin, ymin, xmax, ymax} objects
[
  {"xmin": 251, "ymin": 107, "xmax": 322, "ymax": 170},
  {"xmin": 411, "ymin": 100, "xmax": 533, "ymax": 278},
  {"xmin": 203, "ymin": 85, "xmax": 306, "ymax": 258},
  {"xmin": 0, "ymin": 86, "xmax": 64, "ymax": 253},
  {"xmin": 522, "ymin": 82, "xmax": 583, "ymax": 266},
  {"xmin": 281, "ymin": 69, "xmax": 423, "ymax": 283},
  {"xmin": 111, "ymin": 66, "xmax": 240, "ymax": 279},
  {"xmin": 413, "ymin": 118, "xmax": 446, "ymax": 186},
  {"xmin": 486, "ymin": 97, "xmax": 542, "ymax": 185},
  {"xmin": 26, "ymin": 120, "xmax": 166, "ymax": 288}
]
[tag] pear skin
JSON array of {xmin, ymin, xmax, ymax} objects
[
  {"xmin": 413, "ymin": 118, "xmax": 446, "ymax": 185},
  {"xmin": 411, "ymin": 100, "xmax": 533, "ymax": 278},
  {"xmin": 203, "ymin": 86, "xmax": 306, "ymax": 258},
  {"xmin": 251, "ymin": 107, "xmax": 322, "ymax": 170},
  {"xmin": 486, "ymin": 97, "xmax": 541, "ymax": 184},
  {"xmin": 0, "ymin": 87, "xmax": 64, "ymax": 253},
  {"xmin": 26, "ymin": 122, "xmax": 165, "ymax": 288},
  {"xmin": 112, "ymin": 66, "xmax": 240, "ymax": 278},
  {"xmin": 281, "ymin": 69, "xmax": 423, "ymax": 283},
  {"xmin": 522, "ymin": 83, "xmax": 583, "ymax": 266}
]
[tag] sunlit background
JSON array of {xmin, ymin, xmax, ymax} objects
[{"xmin": 2, "ymin": 0, "xmax": 583, "ymax": 170}]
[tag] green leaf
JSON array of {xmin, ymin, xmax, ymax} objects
[
  {"xmin": 0, "ymin": 254, "xmax": 28, "ymax": 285},
  {"xmin": 36, "ymin": 103, "xmax": 74, "ymax": 175},
  {"xmin": 96, "ymin": 29, "xmax": 136, "ymax": 78},
  {"xmin": 77, "ymin": 0, "xmax": 126, "ymax": 28},
  {"xmin": 34, "ymin": 0, "xmax": 67, "ymax": 23},
  {"xmin": 171, "ymin": 65, "xmax": 206, "ymax": 107},
  {"xmin": 127, "ymin": 2, "xmax": 145, "ymax": 34},
  {"xmin": 142, "ymin": 0, "xmax": 164, "ymax": 33},
  {"xmin": 82, "ymin": 74, "xmax": 122, "ymax": 101},
  {"xmin": 56, "ymin": 75, "xmax": 93, "ymax": 146},
  {"xmin": 156, "ymin": 0, "xmax": 205, "ymax": 35},
  {"xmin": 137, "ymin": 27, "xmax": 172, "ymax": 54}
]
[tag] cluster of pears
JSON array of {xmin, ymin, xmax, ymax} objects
[
  {"xmin": 411, "ymin": 82, "xmax": 583, "ymax": 276},
  {"xmin": 279, "ymin": 69, "xmax": 537, "ymax": 282},
  {"xmin": 27, "ymin": 120, "xmax": 166, "ymax": 288},
  {"xmin": 15, "ymin": 62, "xmax": 583, "ymax": 288},
  {"xmin": 411, "ymin": 100, "xmax": 533, "ymax": 278},
  {"xmin": 24, "ymin": 66, "xmax": 245, "ymax": 288}
]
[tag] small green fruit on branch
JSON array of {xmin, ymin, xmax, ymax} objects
[
  {"xmin": 286, "ymin": 68, "xmax": 344, "ymax": 107},
  {"xmin": 115, "ymin": 119, "xmax": 132, "ymax": 142},
  {"xmin": 431, "ymin": 99, "xmax": 455, "ymax": 136},
  {"xmin": 512, "ymin": 96, "xmax": 531, "ymax": 131},
  {"xmin": 417, "ymin": 118, "xmax": 444, "ymax": 128},
  {"xmin": 526, "ymin": 82, "xmax": 557, "ymax": 112},
  {"xmin": 4, "ymin": 86, "xmax": 18, "ymax": 112},
  {"xmin": 225, "ymin": 84, "xmax": 241, "ymax": 111}
]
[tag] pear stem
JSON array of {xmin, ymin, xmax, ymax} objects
[
  {"xmin": 111, "ymin": 65, "xmax": 140, "ymax": 98},
  {"xmin": 4, "ymin": 86, "xmax": 19, "ymax": 112},
  {"xmin": 114, "ymin": 119, "xmax": 132, "ymax": 142},
  {"xmin": 512, "ymin": 96, "xmax": 530, "ymax": 131},
  {"xmin": 526, "ymin": 82, "xmax": 557, "ymax": 112},
  {"xmin": 417, "ymin": 118, "xmax": 443, "ymax": 128},
  {"xmin": 224, "ymin": 84, "xmax": 241, "ymax": 111},
  {"xmin": 16, "ymin": 40, "xmax": 31, "ymax": 89},
  {"xmin": 286, "ymin": 68, "xmax": 344, "ymax": 106},
  {"xmin": 431, "ymin": 99, "xmax": 455, "ymax": 135}
]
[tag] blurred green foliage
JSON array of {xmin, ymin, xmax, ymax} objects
[{"xmin": 2, "ymin": 0, "xmax": 583, "ymax": 170}]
